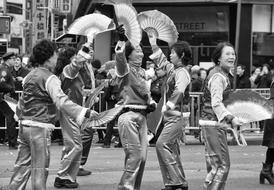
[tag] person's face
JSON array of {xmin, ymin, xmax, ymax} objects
[
  {"xmin": 200, "ymin": 70, "xmax": 207, "ymax": 80},
  {"xmin": 48, "ymin": 52, "xmax": 58, "ymax": 72},
  {"xmin": 128, "ymin": 45, "xmax": 143, "ymax": 63},
  {"xmin": 237, "ymin": 66, "xmax": 244, "ymax": 76},
  {"xmin": 5, "ymin": 56, "xmax": 16, "ymax": 67},
  {"xmin": 255, "ymin": 68, "xmax": 261, "ymax": 75},
  {"xmin": 262, "ymin": 66, "xmax": 269, "ymax": 74},
  {"xmin": 14, "ymin": 57, "xmax": 22, "ymax": 68},
  {"xmin": 170, "ymin": 48, "xmax": 181, "ymax": 66},
  {"xmin": 219, "ymin": 46, "xmax": 236, "ymax": 73}
]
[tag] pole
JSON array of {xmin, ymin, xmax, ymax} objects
[{"xmin": 233, "ymin": 0, "xmax": 242, "ymax": 90}]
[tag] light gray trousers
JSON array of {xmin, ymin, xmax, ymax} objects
[
  {"xmin": 117, "ymin": 111, "xmax": 148, "ymax": 190},
  {"xmin": 57, "ymin": 112, "xmax": 82, "ymax": 182},
  {"xmin": 156, "ymin": 114, "xmax": 188, "ymax": 187},
  {"xmin": 201, "ymin": 125, "xmax": 230, "ymax": 190},
  {"xmin": 9, "ymin": 126, "xmax": 51, "ymax": 190}
]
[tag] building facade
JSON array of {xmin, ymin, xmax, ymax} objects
[{"xmin": 73, "ymin": 0, "xmax": 274, "ymax": 75}]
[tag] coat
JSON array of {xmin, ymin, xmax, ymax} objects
[{"xmin": 262, "ymin": 81, "xmax": 274, "ymax": 148}]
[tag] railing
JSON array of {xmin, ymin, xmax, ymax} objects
[{"xmin": 0, "ymin": 88, "xmax": 271, "ymax": 137}]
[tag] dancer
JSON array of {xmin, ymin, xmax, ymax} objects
[
  {"xmin": 53, "ymin": 46, "xmax": 93, "ymax": 188},
  {"xmin": 149, "ymin": 34, "xmax": 191, "ymax": 190},
  {"xmin": 9, "ymin": 39, "xmax": 98, "ymax": 190},
  {"xmin": 200, "ymin": 42, "xmax": 242, "ymax": 190},
  {"xmin": 259, "ymin": 79, "xmax": 274, "ymax": 185},
  {"xmin": 115, "ymin": 26, "xmax": 156, "ymax": 190}
]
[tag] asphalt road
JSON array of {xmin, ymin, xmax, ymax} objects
[{"xmin": 0, "ymin": 134, "xmax": 273, "ymax": 190}]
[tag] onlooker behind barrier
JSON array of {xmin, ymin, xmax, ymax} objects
[
  {"xmin": 236, "ymin": 64, "xmax": 251, "ymax": 89},
  {"xmin": 10, "ymin": 54, "xmax": 30, "ymax": 99},
  {"xmin": 249, "ymin": 67, "xmax": 261, "ymax": 88},
  {"xmin": 255, "ymin": 63, "xmax": 272, "ymax": 88},
  {"xmin": 0, "ymin": 52, "xmax": 18, "ymax": 149}
]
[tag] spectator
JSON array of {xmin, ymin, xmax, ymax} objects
[
  {"xmin": 10, "ymin": 54, "xmax": 30, "ymax": 92},
  {"xmin": 255, "ymin": 64, "xmax": 272, "ymax": 88},
  {"xmin": 249, "ymin": 67, "xmax": 261, "ymax": 88},
  {"xmin": 0, "ymin": 52, "xmax": 17, "ymax": 149},
  {"xmin": 190, "ymin": 66, "xmax": 203, "ymax": 92},
  {"xmin": 236, "ymin": 64, "xmax": 251, "ymax": 89}
]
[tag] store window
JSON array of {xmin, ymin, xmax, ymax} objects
[{"xmin": 252, "ymin": 5, "xmax": 274, "ymax": 69}]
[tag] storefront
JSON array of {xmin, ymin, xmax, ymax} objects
[{"xmin": 73, "ymin": 0, "xmax": 274, "ymax": 75}]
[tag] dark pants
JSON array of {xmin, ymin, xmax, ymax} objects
[{"xmin": 0, "ymin": 101, "xmax": 17, "ymax": 147}]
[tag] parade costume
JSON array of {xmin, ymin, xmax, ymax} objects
[
  {"xmin": 201, "ymin": 66, "xmax": 232, "ymax": 190},
  {"xmin": 9, "ymin": 64, "xmax": 90, "ymax": 190},
  {"xmin": 150, "ymin": 46, "xmax": 190, "ymax": 190},
  {"xmin": 115, "ymin": 40, "xmax": 154, "ymax": 190},
  {"xmin": 54, "ymin": 52, "xmax": 88, "ymax": 187}
]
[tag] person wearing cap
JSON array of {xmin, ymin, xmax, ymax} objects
[
  {"xmin": 0, "ymin": 51, "xmax": 17, "ymax": 149},
  {"xmin": 9, "ymin": 39, "xmax": 98, "ymax": 190}
]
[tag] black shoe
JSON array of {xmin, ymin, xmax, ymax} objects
[
  {"xmin": 114, "ymin": 143, "xmax": 122, "ymax": 148},
  {"xmin": 77, "ymin": 168, "xmax": 92, "ymax": 176},
  {"xmin": 54, "ymin": 177, "xmax": 79, "ymax": 188},
  {"xmin": 96, "ymin": 139, "xmax": 104, "ymax": 144},
  {"xmin": 161, "ymin": 184, "xmax": 188, "ymax": 190},
  {"xmin": 102, "ymin": 144, "xmax": 110, "ymax": 148}
]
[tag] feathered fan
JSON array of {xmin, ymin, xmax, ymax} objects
[
  {"xmin": 67, "ymin": 13, "xmax": 115, "ymax": 41},
  {"xmin": 82, "ymin": 105, "xmax": 124, "ymax": 129},
  {"xmin": 223, "ymin": 89, "xmax": 273, "ymax": 123},
  {"xmin": 113, "ymin": 3, "xmax": 142, "ymax": 47},
  {"xmin": 138, "ymin": 10, "xmax": 178, "ymax": 46},
  {"xmin": 4, "ymin": 95, "xmax": 17, "ymax": 113},
  {"xmin": 85, "ymin": 81, "xmax": 108, "ymax": 108}
]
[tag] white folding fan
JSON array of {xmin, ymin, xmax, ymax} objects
[
  {"xmin": 82, "ymin": 105, "xmax": 125, "ymax": 129},
  {"xmin": 67, "ymin": 13, "xmax": 116, "ymax": 42},
  {"xmin": 113, "ymin": 3, "xmax": 142, "ymax": 47},
  {"xmin": 138, "ymin": 10, "xmax": 178, "ymax": 46},
  {"xmin": 223, "ymin": 89, "xmax": 273, "ymax": 123}
]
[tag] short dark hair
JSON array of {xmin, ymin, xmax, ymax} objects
[
  {"xmin": 170, "ymin": 41, "xmax": 192, "ymax": 66},
  {"xmin": 31, "ymin": 39, "xmax": 57, "ymax": 67},
  {"xmin": 55, "ymin": 46, "xmax": 77, "ymax": 76},
  {"xmin": 211, "ymin": 42, "xmax": 235, "ymax": 65},
  {"xmin": 238, "ymin": 64, "xmax": 246, "ymax": 71},
  {"xmin": 91, "ymin": 59, "xmax": 101, "ymax": 69}
]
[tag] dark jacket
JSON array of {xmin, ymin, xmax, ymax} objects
[
  {"xmin": 255, "ymin": 73, "xmax": 272, "ymax": 88},
  {"xmin": 0, "ymin": 64, "xmax": 15, "ymax": 102},
  {"xmin": 262, "ymin": 81, "xmax": 274, "ymax": 148},
  {"xmin": 236, "ymin": 74, "xmax": 251, "ymax": 89}
]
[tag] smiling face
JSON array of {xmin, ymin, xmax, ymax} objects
[
  {"xmin": 219, "ymin": 45, "xmax": 236, "ymax": 73},
  {"xmin": 128, "ymin": 45, "xmax": 144, "ymax": 63}
]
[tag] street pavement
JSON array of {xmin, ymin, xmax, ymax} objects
[{"xmin": 0, "ymin": 134, "xmax": 273, "ymax": 190}]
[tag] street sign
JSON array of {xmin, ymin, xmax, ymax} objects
[
  {"xmin": 0, "ymin": 16, "xmax": 11, "ymax": 34},
  {"xmin": 60, "ymin": 0, "xmax": 71, "ymax": 14}
]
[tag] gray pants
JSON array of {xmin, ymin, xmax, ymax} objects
[
  {"xmin": 9, "ymin": 126, "xmax": 51, "ymax": 190},
  {"xmin": 117, "ymin": 111, "xmax": 148, "ymax": 190},
  {"xmin": 202, "ymin": 125, "xmax": 230, "ymax": 190},
  {"xmin": 57, "ymin": 112, "xmax": 82, "ymax": 182},
  {"xmin": 156, "ymin": 114, "xmax": 188, "ymax": 187}
]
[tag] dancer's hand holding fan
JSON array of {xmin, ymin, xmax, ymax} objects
[
  {"xmin": 112, "ymin": 3, "xmax": 142, "ymax": 47},
  {"xmin": 223, "ymin": 89, "xmax": 273, "ymax": 123},
  {"xmin": 138, "ymin": 10, "xmax": 178, "ymax": 46}
]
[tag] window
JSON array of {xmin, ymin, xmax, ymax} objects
[{"xmin": 7, "ymin": 2, "xmax": 23, "ymax": 15}]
